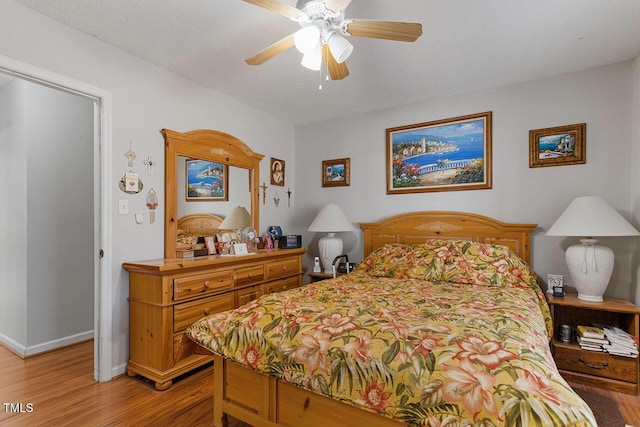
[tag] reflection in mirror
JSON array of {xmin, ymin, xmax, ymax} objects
[
  {"xmin": 177, "ymin": 156, "xmax": 251, "ymax": 219},
  {"xmin": 163, "ymin": 128, "xmax": 264, "ymax": 258}
]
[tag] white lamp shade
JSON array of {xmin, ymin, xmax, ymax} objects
[
  {"xmin": 546, "ymin": 196, "xmax": 639, "ymax": 302},
  {"xmin": 301, "ymin": 45, "xmax": 322, "ymax": 71},
  {"xmin": 294, "ymin": 26, "xmax": 321, "ymax": 54},
  {"xmin": 546, "ymin": 195, "xmax": 639, "ymax": 237},
  {"xmin": 328, "ymin": 33, "xmax": 353, "ymax": 63},
  {"xmin": 308, "ymin": 203, "xmax": 354, "ymax": 233},
  {"xmin": 308, "ymin": 203, "xmax": 353, "ymax": 273},
  {"xmin": 219, "ymin": 206, "xmax": 251, "ymax": 230}
]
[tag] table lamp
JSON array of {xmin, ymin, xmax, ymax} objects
[
  {"xmin": 308, "ymin": 203, "xmax": 354, "ymax": 273},
  {"xmin": 219, "ymin": 206, "xmax": 251, "ymax": 230},
  {"xmin": 546, "ymin": 195, "xmax": 639, "ymax": 301}
]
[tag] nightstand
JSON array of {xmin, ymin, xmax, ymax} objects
[
  {"xmin": 547, "ymin": 293, "xmax": 640, "ymax": 394},
  {"xmin": 308, "ymin": 272, "xmax": 338, "ymax": 283}
]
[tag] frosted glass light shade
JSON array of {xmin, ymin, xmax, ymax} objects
[
  {"xmin": 219, "ymin": 206, "xmax": 251, "ymax": 230},
  {"xmin": 294, "ymin": 26, "xmax": 321, "ymax": 54},
  {"xmin": 546, "ymin": 196, "xmax": 639, "ymax": 301},
  {"xmin": 308, "ymin": 203, "xmax": 354, "ymax": 273},
  {"xmin": 301, "ymin": 46, "xmax": 322, "ymax": 71},
  {"xmin": 328, "ymin": 34, "xmax": 353, "ymax": 63}
]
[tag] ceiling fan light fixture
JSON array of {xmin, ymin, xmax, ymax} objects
[
  {"xmin": 294, "ymin": 25, "xmax": 321, "ymax": 53},
  {"xmin": 328, "ymin": 33, "xmax": 353, "ymax": 63},
  {"xmin": 301, "ymin": 45, "xmax": 322, "ymax": 70}
]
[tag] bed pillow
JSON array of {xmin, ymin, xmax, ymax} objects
[
  {"xmin": 356, "ymin": 243, "xmax": 443, "ymax": 281},
  {"xmin": 435, "ymin": 239, "xmax": 538, "ymax": 288}
]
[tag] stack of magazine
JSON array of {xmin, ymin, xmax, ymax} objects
[
  {"xmin": 576, "ymin": 324, "xmax": 639, "ymax": 358},
  {"xmin": 576, "ymin": 325, "xmax": 608, "ymax": 352},
  {"xmin": 597, "ymin": 324, "xmax": 639, "ymax": 358}
]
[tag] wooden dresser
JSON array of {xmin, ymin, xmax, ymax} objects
[{"xmin": 123, "ymin": 248, "xmax": 306, "ymax": 390}]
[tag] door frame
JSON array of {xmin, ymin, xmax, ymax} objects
[{"xmin": 0, "ymin": 54, "xmax": 113, "ymax": 382}]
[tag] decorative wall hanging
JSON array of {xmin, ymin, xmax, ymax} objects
[
  {"xmin": 261, "ymin": 182, "xmax": 268, "ymax": 205},
  {"xmin": 143, "ymin": 156, "xmax": 157, "ymax": 175},
  {"xmin": 322, "ymin": 158, "xmax": 350, "ymax": 187},
  {"xmin": 119, "ymin": 171, "xmax": 143, "ymax": 194},
  {"xmin": 185, "ymin": 159, "xmax": 228, "ymax": 201},
  {"xmin": 270, "ymin": 158, "xmax": 285, "ymax": 186},
  {"xmin": 124, "ymin": 141, "xmax": 136, "ymax": 167},
  {"xmin": 386, "ymin": 112, "xmax": 492, "ymax": 194},
  {"xmin": 529, "ymin": 123, "xmax": 586, "ymax": 168}
]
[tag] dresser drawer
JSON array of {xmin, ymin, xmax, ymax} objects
[
  {"xmin": 174, "ymin": 270, "xmax": 233, "ymax": 301},
  {"xmin": 234, "ymin": 264, "xmax": 265, "ymax": 286},
  {"xmin": 173, "ymin": 293, "xmax": 234, "ymax": 333},
  {"xmin": 264, "ymin": 276, "xmax": 300, "ymax": 294},
  {"xmin": 266, "ymin": 257, "xmax": 300, "ymax": 280},
  {"xmin": 554, "ymin": 345, "xmax": 638, "ymax": 382}
]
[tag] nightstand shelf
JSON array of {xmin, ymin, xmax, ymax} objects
[
  {"xmin": 308, "ymin": 272, "xmax": 340, "ymax": 283},
  {"xmin": 547, "ymin": 293, "xmax": 640, "ymax": 395}
]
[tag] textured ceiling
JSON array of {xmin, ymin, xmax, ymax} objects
[{"xmin": 13, "ymin": 0, "xmax": 640, "ymax": 125}]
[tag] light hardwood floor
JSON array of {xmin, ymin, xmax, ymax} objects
[{"xmin": 1, "ymin": 340, "xmax": 639, "ymax": 426}]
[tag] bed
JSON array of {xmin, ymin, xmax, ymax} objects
[
  {"xmin": 184, "ymin": 211, "xmax": 597, "ymax": 427},
  {"xmin": 176, "ymin": 213, "xmax": 224, "ymax": 250}
]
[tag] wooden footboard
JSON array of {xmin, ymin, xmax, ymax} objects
[{"xmin": 213, "ymin": 354, "xmax": 405, "ymax": 427}]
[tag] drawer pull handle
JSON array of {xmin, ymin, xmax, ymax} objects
[
  {"xmin": 283, "ymin": 285, "xmax": 288, "ymax": 290},
  {"xmin": 204, "ymin": 281, "xmax": 210, "ymax": 288},
  {"xmin": 204, "ymin": 308, "xmax": 211, "ymax": 315},
  {"xmin": 282, "ymin": 266, "xmax": 288, "ymax": 271},
  {"xmin": 248, "ymin": 273, "xmax": 253, "ymax": 278},
  {"xmin": 578, "ymin": 357, "xmax": 608, "ymax": 369}
]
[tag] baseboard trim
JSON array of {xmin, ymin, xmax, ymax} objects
[{"xmin": 0, "ymin": 331, "xmax": 94, "ymax": 358}]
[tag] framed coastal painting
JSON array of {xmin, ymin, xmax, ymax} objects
[
  {"xmin": 185, "ymin": 159, "xmax": 228, "ymax": 201},
  {"xmin": 322, "ymin": 158, "xmax": 350, "ymax": 187},
  {"xmin": 529, "ymin": 123, "xmax": 586, "ymax": 168},
  {"xmin": 386, "ymin": 112, "xmax": 492, "ymax": 194}
]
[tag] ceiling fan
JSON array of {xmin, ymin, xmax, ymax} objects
[{"xmin": 243, "ymin": 0, "xmax": 423, "ymax": 80}]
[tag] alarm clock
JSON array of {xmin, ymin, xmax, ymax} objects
[
  {"xmin": 548, "ymin": 274, "xmax": 564, "ymax": 296},
  {"xmin": 278, "ymin": 235, "xmax": 302, "ymax": 249}
]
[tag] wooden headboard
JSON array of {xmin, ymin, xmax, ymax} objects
[
  {"xmin": 360, "ymin": 211, "xmax": 537, "ymax": 263},
  {"xmin": 177, "ymin": 213, "xmax": 224, "ymax": 236}
]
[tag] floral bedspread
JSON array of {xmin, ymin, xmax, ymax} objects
[{"xmin": 186, "ymin": 241, "xmax": 596, "ymax": 426}]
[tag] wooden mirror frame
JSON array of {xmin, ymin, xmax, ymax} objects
[{"xmin": 162, "ymin": 129, "xmax": 264, "ymax": 258}]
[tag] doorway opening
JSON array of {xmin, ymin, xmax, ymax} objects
[{"xmin": 0, "ymin": 54, "xmax": 113, "ymax": 382}]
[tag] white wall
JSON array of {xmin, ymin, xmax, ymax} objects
[
  {"xmin": 0, "ymin": 0, "xmax": 297, "ymax": 373},
  {"xmin": 294, "ymin": 61, "xmax": 639, "ymax": 305},
  {"xmin": 24, "ymin": 82, "xmax": 94, "ymax": 349},
  {"xmin": 0, "ymin": 79, "xmax": 27, "ymax": 349}
]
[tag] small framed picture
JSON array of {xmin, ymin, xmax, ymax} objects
[
  {"xmin": 322, "ymin": 158, "xmax": 350, "ymax": 187},
  {"xmin": 270, "ymin": 158, "xmax": 285, "ymax": 186},
  {"xmin": 548, "ymin": 274, "xmax": 564, "ymax": 296},
  {"xmin": 529, "ymin": 123, "xmax": 586, "ymax": 168}
]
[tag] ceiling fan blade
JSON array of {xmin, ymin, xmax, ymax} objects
[
  {"xmin": 324, "ymin": 0, "xmax": 352, "ymax": 12},
  {"xmin": 323, "ymin": 44, "xmax": 349, "ymax": 80},
  {"xmin": 246, "ymin": 34, "xmax": 295, "ymax": 65},
  {"xmin": 346, "ymin": 19, "xmax": 423, "ymax": 42},
  {"xmin": 242, "ymin": 0, "xmax": 306, "ymax": 20}
]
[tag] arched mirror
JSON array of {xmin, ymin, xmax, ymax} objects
[{"xmin": 162, "ymin": 129, "xmax": 264, "ymax": 258}]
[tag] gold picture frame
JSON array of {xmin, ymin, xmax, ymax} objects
[
  {"xmin": 322, "ymin": 158, "xmax": 350, "ymax": 187},
  {"xmin": 386, "ymin": 112, "xmax": 492, "ymax": 194},
  {"xmin": 529, "ymin": 123, "xmax": 586, "ymax": 168}
]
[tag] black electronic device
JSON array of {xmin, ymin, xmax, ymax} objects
[{"xmin": 278, "ymin": 235, "xmax": 301, "ymax": 249}]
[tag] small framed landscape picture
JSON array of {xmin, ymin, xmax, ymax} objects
[
  {"xmin": 322, "ymin": 158, "xmax": 350, "ymax": 187},
  {"xmin": 529, "ymin": 123, "xmax": 586, "ymax": 168},
  {"xmin": 185, "ymin": 159, "xmax": 228, "ymax": 201}
]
